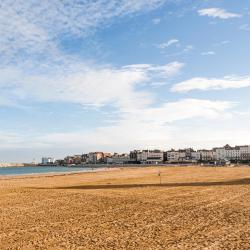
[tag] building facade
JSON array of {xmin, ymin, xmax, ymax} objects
[
  {"xmin": 107, "ymin": 153, "xmax": 130, "ymax": 164},
  {"xmin": 198, "ymin": 150, "xmax": 216, "ymax": 162},
  {"xmin": 41, "ymin": 157, "xmax": 55, "ymax": 165},
  {"xmin": 214, "ymin": 144, "xmax": 250, "ymax": 161}
]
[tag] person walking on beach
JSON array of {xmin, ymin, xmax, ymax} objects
[{"xmin": 158, "ymin": 169, "xmax": 162, "ymax": 185}]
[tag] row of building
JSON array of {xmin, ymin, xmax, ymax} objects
[{"xmin": 41, "ymin": 144, "xmax": 250, "ymax": 166}]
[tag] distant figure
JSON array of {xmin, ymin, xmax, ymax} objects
[{"xmin": 158, "ymin": 170, "xmax": 162, "ymax": 185}]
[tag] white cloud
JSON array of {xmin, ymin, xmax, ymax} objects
[
  {"xmin": 0, "ymin": 98, "xmax": 234, "ymax": 152},
  {"xmin": 4, "ymin": 108, "xmax": 250, "ymax": 161},
  {"xmin": 0, "ymin": 61, "xmax": 184, "ymax": 111},
  {"xmin": 0, "ymin": 0, "xmax": 167, "ymax": 60},
  {"xmin": 0, "ymin": 0, "xmax": 181, "ymax": 112},
  {"xmin": 171, "ymin": 75, "xmax": 250, "ymax": 93},
  {"xmin": 198, "ymin": 8, "xmax": 241, "ymax": 19},
  {"xmin": 168, "ymin": 124, "xmax": 250, "ymax": 150},
  {"xmin": 156, "ymin": 39, "xmax": 179, "ymax": 49},
  {"xmin": 0, "ymin": 0, "xmax": 187, "ymax": 158},
  {"xmin": 127, "ymin": 98, "xmax": 233, "ymax": 124},
  {"xmin": 0, "ymin": 131, "xmax": 50, "ymax": 150},
  {"xmin": 64, "ymin": 99, "xmax": 231, "ymax": 150},
  {"xmin": 201, "ymin": 51, "xmax": 215, "ymax": 56}
]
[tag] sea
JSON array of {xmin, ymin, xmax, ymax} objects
[{"xmin": 0, "ymin": 166, "xmax": 94, "ymax": 176}]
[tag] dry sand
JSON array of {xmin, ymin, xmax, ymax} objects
[{"xmin": 0, "ymin": 166, "xmax": 250, "ymax": 249}]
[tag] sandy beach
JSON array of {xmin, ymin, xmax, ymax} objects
[{"xmin": 0, "ymin": 166, "xmax": 250, "ymax": 249}]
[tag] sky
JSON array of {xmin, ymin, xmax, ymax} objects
[{"xmin": 0, "ymin": 0, "xmax": 250, "ymax": 162}]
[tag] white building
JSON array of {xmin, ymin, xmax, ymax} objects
[
  {"xmin": 214, "ymin": 144, "xmax": 250, "ymax": 161},
  {"xmin": 41, "ymin": 157, "xmax": 55, "ymax": 165},
  {"xmin": 214, "ymin": 147, "xmax": 226, "ymax": 161},
  {"xmin": 191, "ymin": 151, "xmax": 201, "ymax": 161},
  {"xmin": 198, "ymin": 150, "xmax": 216, "ymax": 162},
  {"xmin": 166, "ymin": 150, "xmax": 182, "ymax": 162},
  {"xmin": 146, "ymin": 150, "xmax": 164, "ymax": 164},
  {"xmin": 225, "ymin": 146, "xmax": 241, "ymax": 160},
  {"xmin": 88, "ymin": 152, "xmax": 104, "ymax": 163},
  {"xmin": 137, "ymin": 150, "xmax": 164, "ymax": 164}
]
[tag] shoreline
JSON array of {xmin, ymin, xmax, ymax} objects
[
  {"xmin": 1, "ymin": 164, "xmax": 250, "ymax": 180},
  {"xmin": 0, "ymin": 167, "xmax": 121, "ymax": 180}
]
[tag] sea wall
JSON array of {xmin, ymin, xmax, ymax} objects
[{"xmin": 0, "ymin": 163, "xmax": 25, "ymax": 167}]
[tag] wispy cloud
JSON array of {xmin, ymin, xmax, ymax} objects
[
  {"xmin": 156, "ymin": 38, "xmax": 179, "ymax": 49},
  {"xmin": 123, "ymin": 61, "xmax": 184, "ymax": 79},
  {"xmin": 0, "ymin": 0, "xmax": 173, "ymax": 109},
  {"xmin": 171, "ymin": 75, "xmax": 250, "ymax": 93},
  {"xmin": 198, "ymin": 8, "xmax": 241, "ymax": 19},
  {"xmin": 0, "ymin": 61, "xmax": 184, "ymax": 111},
  {"xmin": 201, "ymin": 51, "xmax": 215, "ymax": 56},
  {"xmin": 0, "ymin": 98, "xmax": 234, "ymax": 151},
  {"xmin": 0, "ymin": 0, "xmax": 167, "ymax": 60},
  {"xmin": 128, "ymin": 98, "xmax": 233, "ymax": 123}
]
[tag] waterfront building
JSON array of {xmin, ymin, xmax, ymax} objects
[
  {"xmin": 129, "ymin": 149, "xmax": 164, "ymax": 164},
  {"xmin": 64, "ymin": 156, "xmax": 75, "ymax": 165},
  {"xmin": 71, "ymin": 155, "xmax": 82, "ymax": 165},
  {"xmin": 214, "ymin": 144, "xmax": 246, "ymax": 161},
  {"xmin": 239, "ymin": 145, "xmax": 250, "ymax": 160},
  {"xmin": 136, "ymin": 150, "xmax": 164, "ymax": 164},
  {"xmin": 41, "ymin": 157, "xmax": 55, "ymax": 165},
  {"xmin": 145, "ymin": 150, "xmax": 164, "ymax": 164},
  {"xmin": 107, "ymin": 153, "xmax": 130, "ymax": 164},
  {"xmin": 46, "ymin": 144, "xmax": 250, "ymax": 166},
  {"xmin": 191, "ymin": 151, "xmax": 201, "ymax": 161},
  {"xmin": 129, "ymin": 150, "xmax": 142, "ymax": 163},
  {"xmin": 88, "ymin": 152, "xmax": 112, "ymax": 164},
  {"xmin": 88, "ymin": 152, "xmax": 104, "ymax": 163},
  {"xmin": 166, "ymin": 150, "xmax": 181, "ymax": 162},
  {"xmin": 166, "ymin": 149, "xmax": 189, "ymax": 163},
  {"xmin": 81, "ymin": 154, "xmax": 89, "ymax": 164},
  {"xmin": 197, "ymin": 150, "xmax": 216, "ymax": 162}
]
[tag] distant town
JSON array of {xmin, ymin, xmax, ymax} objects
[{"xmin": 40, "ymin": 144, "xmax": 250, "ymax": 166}]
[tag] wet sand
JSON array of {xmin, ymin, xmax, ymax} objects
[{"xmin": 0, "ymin": 166, "xmax": 250, "ymax": 249}]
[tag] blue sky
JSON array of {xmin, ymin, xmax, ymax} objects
[{"xmin": 0, "ymin": 0, "xmax": 250, "ymax": 162}]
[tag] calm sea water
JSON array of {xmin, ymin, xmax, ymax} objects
[{"xmin": 0, "ymin": 166, "xmax": 94, "ymax": 176}]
